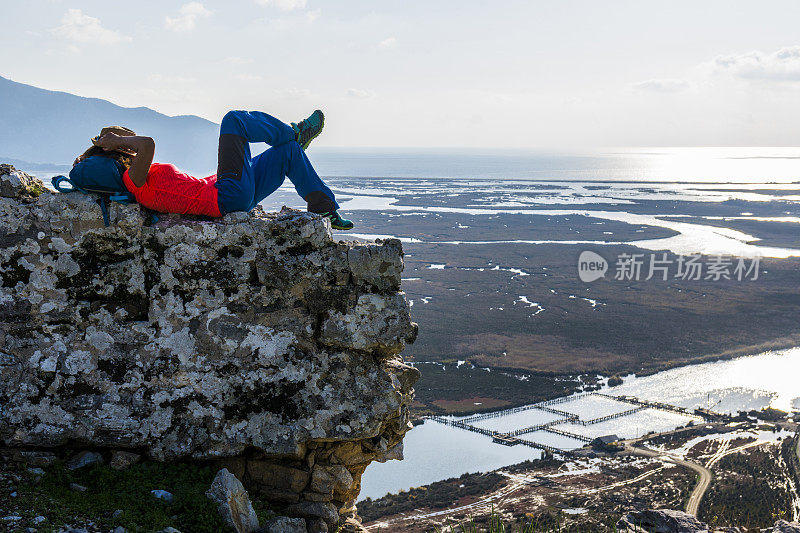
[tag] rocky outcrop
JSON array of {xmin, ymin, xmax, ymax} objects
[
  {"xmin": 772, "ymin": 521, "xmax": 800, "ymax": 533},
  {"xmin": 617, "ymin": 509, "xmax": 710, "ymax": 533},
  {"xmin": 206, "ymin": 469, "xmax": 259, "ymax": 533},
  {"xmin": 0, "ymin": 165, "xmax": 419, "ymax": 531},
  {"xmin": 617, "ymin": 509, "xmax": 800, "ymax": 533}
]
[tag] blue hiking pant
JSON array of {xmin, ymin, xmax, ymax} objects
[{"xmin": 214, "ymin": 110, "xmax": 338, "ymax": 215}]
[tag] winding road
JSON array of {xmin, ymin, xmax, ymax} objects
[
  {"xmin": 626, "ymin": 444, "xmax": 710, "ymax": 516},
  {"xmin": 629, "ymin": 437, "xmax": 766, "ymax": 516}
]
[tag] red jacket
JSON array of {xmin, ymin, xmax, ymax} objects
[{"xmin": 123, "ymin": 163, "xmax": 221, "ymax": 217}]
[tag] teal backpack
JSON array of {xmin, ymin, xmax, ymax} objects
[{"xmin": 52, "ymin": 155, "xmax": 137, "ymax": 227}]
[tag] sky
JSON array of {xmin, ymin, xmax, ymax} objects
[{"xmin": 2, "ymin": 0, "xmax": 800, "ymax": 148}]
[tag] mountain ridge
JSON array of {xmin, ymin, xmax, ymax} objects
[{"xmin": 0, "ymin": 75, "xmax": 219, "ymax": 175}]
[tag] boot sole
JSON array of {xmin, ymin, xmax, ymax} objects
[{"xmin": 300, "ymin": 112, "xmax": 324, "ymax": 150}]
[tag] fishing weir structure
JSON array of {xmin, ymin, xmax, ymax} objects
[{"xmin": 428, "ymin": 391, "xmax": 724, "ymax": 456}]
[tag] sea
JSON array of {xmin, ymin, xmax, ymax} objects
[{"xmin": 309, "ymin": 146, "xmax": 800, "ymax": 183}]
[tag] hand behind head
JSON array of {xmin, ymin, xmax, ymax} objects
[{"xmin": 92, "ymin": 132, "xmax": 122, "ymax": 151}]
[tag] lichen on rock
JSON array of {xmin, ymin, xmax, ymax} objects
[{"xmin": 0, "ymin": 165, "xmax": 419, "ymax": 531}]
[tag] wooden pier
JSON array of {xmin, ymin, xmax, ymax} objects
[
  {"xmin": 429, "ymin": 416, "xmax": 577, "ymax": 455},
  {"xmin": 428, "ymin": 392, "xmax": 724, "ymax": 453},
  {"xmin": 575, "ymin": 406, "xmax": 646, "ymax": 426},
  {"xmin": 505, "ymin": 420, "xmax": 565, "ymax": 438},
  {"xmin": 595, "ymin": 393, "xmax": 707, "ymax": 420},
  {"xmin": 540, "ymin": 425, "xmax": 592, "ymax": 443},
  {"xmin": 458, "ymin": 392, "xmax": 596, "ymax": 424}
]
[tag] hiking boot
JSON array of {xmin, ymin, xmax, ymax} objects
[
  {"xmin": 322, "ymin": 210, "xmax": 354, "ymax": 230},
  {"xmin": 291, "ymin": 110, "xmax": 324, "ymax": 150}
]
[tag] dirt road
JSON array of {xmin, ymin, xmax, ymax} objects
[
  {"xmin": 629, "ymin": 438, "xmax": 766, "ymax": 516},
  {"xmin": 626, "ymin": 444, "xmax": 710, "ymax": 516}
]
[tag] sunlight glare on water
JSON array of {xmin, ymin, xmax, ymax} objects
[
  {"xmin": 619, "ymin": 147, "xmax": 800, "ymax": 183},
  {"xmin": 610, "ymin": 347, "xmax": 800, "ymax": 413},
  {"xmin": 309, "ymin": 146, "xmax": 800, "ymax": 182}
]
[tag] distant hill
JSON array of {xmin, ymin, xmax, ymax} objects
[
  {"xmin": 0, "ymin": 75, "xmax": 219, "ymax": 175},
  {"xmin": 0, "ymin": 157, "xmax": 70, "ymax": 172}
]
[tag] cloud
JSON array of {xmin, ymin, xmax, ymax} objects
[
  {"xmin": 273, "ymin": 87, "xmax": 311, "ymax": 99},
  {"xmin": 226, "ymin": 56, "xmax": 253, "ymax": 65},
  {"xmin": 347, "ymin": 88, "xmax": 374, "ymax": 99},
  {"xmin": 164, "ymin": 2, "xmax": 212, "ymax": 32},
  {"xmin": 712, "ymin": 46, "xmax": 800, "ymax": 81},
  {"xmin": 378, "ymin": 36, "xmax": 397, "ymax": 49},
  {"xmin": 235, "ymin": 73, "xmax": 263, "ymax": 81},
  {"xmin": 631, "ymin": 78, "xmax": 691, "ymax": 93},
  {"xmin": 305, "ymin": 8, "xmax": 321, "ymax": 22},
  {"xmin": 256, "ymin": 0, "xmax": 307, "ymax": 10},
  {"xmin": 51, "ymin": 9, "xmax": 130, "ymax": 44},
  {"xmin": 147, "ymin": 74, "xmax": 197, "ymax": 84}
]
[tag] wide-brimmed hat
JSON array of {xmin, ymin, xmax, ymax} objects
[{"xmin": 91, "ymin": 125, "xmax": 137, "ymax": 156}]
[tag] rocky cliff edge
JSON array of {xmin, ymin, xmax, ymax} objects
[{"xmin": 0, "ymin": 164, "xmax": 419, "ymax": 531}]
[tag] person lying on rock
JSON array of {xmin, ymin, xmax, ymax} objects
[{"xmin": 73, "ymin": 110, "xmax": 354, "ymax": 230}]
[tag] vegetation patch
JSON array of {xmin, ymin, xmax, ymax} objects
[
  {"xmin": 431, "ymin": 396, "xmax": 512, "ymax": 411},
  {"xmin": 25, "ymin": 179, "xmax": 46, "ymax": 198},
  {"xmin": 700, "ymin": 442, "xmax": 794, "ymax": 529},
  {"xmin": 359, "ymin": 471, "xmax": 506, "ymax": 524},
  {"xmin": 411, "ymin": 363, "xmax": 584, "ymax": 417},
  {"xmin": 1, "ymin": 457, "xmax": 279, "ymax": 533}
]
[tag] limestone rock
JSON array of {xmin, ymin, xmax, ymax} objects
[
  {"xmin": 109, "ymin": 451, "xmax": 141, "ymax": 470},
  {"xmin": 3, "ymin": 449, "xmax": 56, "ymax": 466},
  {"xmin": 0, "ymin": 166, "xmax": 419, "ymax": 530},
  {"xmin": 151, "ymin": 490, "xmax": 174, "ymax": 502},
  {"xmin": 287, "ymin": 501, "xmax": 339, "ymax": 528},
  {"xmin": 247, "ymin": 461, "xmax": 310, "ymax": 503},
  {"xmin": 339, "ymin": 516, "xmax": 369, "ymax": 532},
  {"xmin": 0, "ymin": 167, "xmax": 417, "ymax": 462},
  {"xmin": 772, "ymin": 520, "xmax": 800, "ymax": 533},
  {"xmin": 617, "ymin": 509, "xmax": 709, "ymax": 533},
  {"xmin": 306, "ymin": 518, "xmax": 328, "ymax": 533},
  {"xmin": 0, "ymin": 165, "xmax": 42, "ymax": 199},
  {"xmin": 346, "ymin": 239, "xmax": 403, "ymax": 293},
  {"xmin": 257, "ymin": 516, "xmax": 307, "ymax": 533},
  {"xmin": 206, "ymin": 468, "xmax": 259, "ymax": 533},
  {"xmin": 66, "ymin": 451, "xmax": 103, "ymax": 470},
  {"xmin": 320, "ymin": 293, "xmax": 417, "ymax": 356},
  {"xmin": 310, "ymin": 464, "xmax": 353, "ymax": 500}
]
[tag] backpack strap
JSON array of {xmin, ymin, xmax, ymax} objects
[
  {"xmin": 109, "ymin": 193, "xmax": 130, "ymax": 204},
  {"xmin": 97, "ymin": 194, "xmax": 112, "ymax": 227},
  {"xmin": 52, "ymin": 175, "xmax": 79, "ymax": 193}
]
